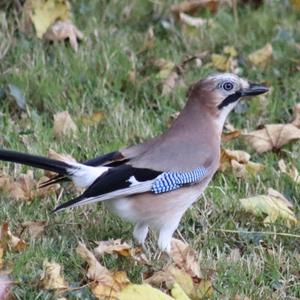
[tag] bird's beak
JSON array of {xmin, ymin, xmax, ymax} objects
[{"xmin": 241, "ymin": 83, "xmax": 269, "ymax": 97}]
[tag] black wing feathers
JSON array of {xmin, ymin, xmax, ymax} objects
[
  {"xmin": 81, "ymin": 165, "xmax": 161, "ymax": 199},
  {"xmin": 53, "ymin": 165, "xmax": 161, "ymax": 212}
]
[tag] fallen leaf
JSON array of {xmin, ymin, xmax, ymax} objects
[
  {"xmin": 248, "ymin": 43, "xmax": 273, "ymax": 68},
  {"xmin": 219, "ymin": 148, "xmax": 264, "ymax": 177},
  {"xmin": 22, "ymin": 221, "xmax": 47, "ymax": 239},
  {"xmin": 290, "ymin": 0, "xmax": 300, "ymax": 11},
  {"xmin": 0, "ymin": 246, "xmax": 3, "ymax": 269},
  {"xmin": 278, "ymin": 159, "xmax": 300, "ymax": 184},
  {"xmin": 139, "ymin": 27, "xmax": 155, "ymax": 53},
  {"xmin": 48, "ymin": 149, "xmax": 76, "ymax": 163},
  {"xmin": 9, "ymin": 170, "xmax": 35, "ymax": 201},
  {"xmin": 161, "ymin": 53, "xmax": 207, "ymax": 95},
  {"xmin": 91, "ymin": 271, "xmax": 130, "ymax": 300},
  {"xmin": 44, "ymin": 20, "xmax": 83, "ymax": 52},
  {"xmin": 24, "ymin": 0, "xmax": 71, "ymax": 38},
  {"xmin": 211, "ymin": 46, "xmax": 238, "ymax": 72},
  {"xmin": 221, "ymin": 130, "xmax": 241, "ymax": 142},
  {"xmin": 170, "ymin": 238, "xmax": 201, "ymax": 278},
  {"xmin": 0, "ymin": 274, "xmax": 12, "ymax": 300},
  {"xmin": 40, "ymin": 260, "xmax": 68, "ymax": 290},
  {"xmin": 242, "ymin": 124, "xmax": 300, "ymax": 153},
  {"xmin": 170, "ymin": 282, "xmax": 191, "ymax": 300},
  {"xmin": 119, "ymin": 283, "xmax": 175, "ymax": 300},
  {"xmin": 179, "ymin": 12, "xmax": 207, "ymax": 28},
  {"xmin": 53, "ymin": 111, "xmax": 77, "ymax": 138},
  {"xmin": 94, "ymin": 239, "xmax": 132, "ymax": 257},
  {"xmin": 171, "ymin": 0, "xmax": 231, "ymax": 15},
  {"xmin": 240, "ymin": 188, "xmax": 298, "ymax": 226},
  {"xmin": 292, "ymin": 103, "xmax": 300, "ymax": 128},
  {"xmin": 81, "ymin": 112, "xmax": 105, "ymax": 126},
  {"xmin": 76, "ymin": 242, "xmax": 109, "ymax": 281},
  {"xmin": 0, "ymin": 223, "xmax": 26, "ymax": 252},
  {"xmin": 7, "ymin": 84, "xmax": 26, "ymax": 110}
]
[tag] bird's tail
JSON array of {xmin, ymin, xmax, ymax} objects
[
  {"xmin": 0, "ymin": 149, "xmax": 109, "ymax": 189},
  {"xmin": 0, "ymin": 149, "xmax": 72, "ymax": 175}
]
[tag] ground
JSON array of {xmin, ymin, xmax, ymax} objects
[{"xmin": 0, "ymin": 1, "xmax": 300, "ymax": 299}]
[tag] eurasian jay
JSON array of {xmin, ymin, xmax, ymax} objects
[{"xmin": 0, "ymin": 73, "xmax": 268, "ymax": 252}]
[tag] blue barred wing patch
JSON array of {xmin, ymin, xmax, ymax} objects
[{"xmin": 151, "ymin": 167, "xmax": 207, "ymax": 194}]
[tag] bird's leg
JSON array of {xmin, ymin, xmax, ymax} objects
[
  {"xmin": 157, "ymin": 220, "xmax": 180, "ymax": 255},
  {"xmin": 133, "ymin": 222, "xmax": 149, "ymax": 251}
]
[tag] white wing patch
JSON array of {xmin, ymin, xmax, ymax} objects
[{"xmin": 68, "ymin": 163, "xmax": 109, "ymax": 188}]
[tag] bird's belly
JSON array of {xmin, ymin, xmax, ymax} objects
[{"xmin": 104, "ymin": 184, "xmax": 206, "ymax": 229}]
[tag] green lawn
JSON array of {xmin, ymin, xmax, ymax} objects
[{"xmin": 1, "ymin": 1, "xmax": 300, "ymax": 299}]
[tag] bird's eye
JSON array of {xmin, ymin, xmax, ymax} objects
[{"xmin": 222, "ymin": 82, "xmax": 234, "ymax": 91}]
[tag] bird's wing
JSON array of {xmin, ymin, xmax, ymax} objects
[{"xmin": 53, "ymin": 164, "xmax": 207, "ymax": 212}]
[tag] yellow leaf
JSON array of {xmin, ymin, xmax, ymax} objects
[
  {"xmin": 242, "ymin": 124, "xmax": 300, "ymax": 153},
  {"xmin": 211, "ymin": 54, "xmax": 231, "ymax": 71},
  {"xmin": 119, "ymin": 284, "xmax": 175, "ymax": 300},
  {"xmin": 290, "ymin": 0, "xmax": 300, "ymax": 10},
  {"xmin": 82, "ymin": 112, "xmax": 105, "ymax": 126},
  {"xmin": 40, "ymin": 260, "xmax": 68, "ymax": 290},
  {"xmin": 223, "ymin": 46, "xmax": 238, "ymax": 57},
  {"xmin": 248, "ymin": 43, "xmax": 273, "ymax": 68},
  {"xmin": 240, "ymin": 188, "xmax": 298, "ymax": 226},
  {"xmin": 171, "ymin": 283, "xmax": 191, "ymax": 300},
  {"xmin": 25, "ymin": 0, "xmax": 71, "ymax": 38},
  {"xmin": 192, "ymin": 280, "xmax": 213, "ymax": 299},
  {"xmin": 53, "ymin": 111, "xmax": 77, "ymax": 139}
]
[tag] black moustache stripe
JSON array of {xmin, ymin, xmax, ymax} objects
[{"xmin": 218, "ymin": 91, "xmax": 241, "ymax": 110}]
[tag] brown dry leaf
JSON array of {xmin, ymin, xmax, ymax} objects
[
  {"xmin": 44, "ymin": 20, "xmax": 84, "ymax": 52},
  {"xmin": 24, "ymin": 0, "xmax": 71, "ymax": 38},
  {"xmin": 161, "ymin": 53, "xmax": 207, "ymax": 95},
  {"xmin": 0, "ymin": 245, "xmax": 4, "ymax": 269},
  {"xmin": 278, "ymin": 159, "xmax": 300, "ymax": 184},
  {"xmin": 146, "ymin": 265, "xmax": 212, "ymax": 300},
  {"xmin": 40, "ymin": 260, "xmax": 68, "ymax": 290},
  {"xmin": 0, "ymin": 223, "xmax": 26, "ymax": 252},
  {"xmin": 36, "ymin": 176, "xmax": 60, "ymax": 196},
  {"xmin": 94, "ymin": 239, "xmax": 132, "ymax": 257},
  {"xmin": 179, "ymin": 12, "xmax": 207, "ymax": 28},
  {"xmin": 76, "ymin": 242, "xmax": 109, "ymax": 281},
  {"xmin": 0, "ymin": 172, "xmax": 10, "ymax": 193},
  {"xmin": 242, "ymin": 124, "xmax": 300, "ymax": 154},
  {"xmin": 222, "ymin": 130, "xmax": 241, "ymax": 142},
  {"xmin": 170, "ymin": 238, "xmax": 201, "ymax": 278},
  {"xmin": 248, "ymin": 43, "xmax": 273, "ymax": 68},
  {"xmin": 53, "ymin": 111, "xmax": 77, "ymax": 138},
  {"xmin": 292, "ymin": 103, "xmax": 300, "ymax": 128},
  {"xmin": 219, "ymin": 148, "xmax": 264, "ymax": 177},
  {"xmin": 48, "ymin": 149, "xmax": 76, "ymax": 163},
  {"xmin": 139, "ymin": 27, "xmax": 155, "ymax": 53},
  {"xmin": 10, "ymin": 170, "xmax": 35, "ymax": 201},
  {"xmin": 22, "ymin": 221, "xmax": 48, "ymax": 239},
  {"xmin": 91, "ymin": 271, "xmax": 130, "ymax": 300},
  {"xmin": 171, "ymin": 0, "xmax": 231, "ymax": 15},
  {"xmin": 82, "ymin": 112, "xmax": 105, "ymax": 126},
  {"xmin": 290, "ymin": 0, "xmax": 300, "ymax": 10},
  {"xmin": 240, "ymin": 188, "xmax": 298, "ymax": 226}
]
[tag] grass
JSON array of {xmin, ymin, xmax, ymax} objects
[{"xmin": 1, "ymin": 1, "xmax": 300, "ymax": 299}]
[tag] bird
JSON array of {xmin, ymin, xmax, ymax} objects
[{"xmin": 0, "ymin": 73, "xmax": 268, "ymax": 252}]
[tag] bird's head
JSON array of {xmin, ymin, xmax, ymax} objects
[{"xmin": 188, "ymin": 73, "xmax": 269, "ymax": 129}]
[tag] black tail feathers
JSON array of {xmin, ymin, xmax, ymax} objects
[{"xmin": 0, "ymin": 149, "xmax": 73, "ymax": 175}]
